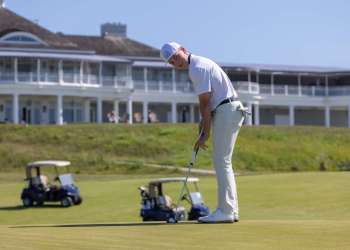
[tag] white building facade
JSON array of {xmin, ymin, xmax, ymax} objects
[{"xmin": 0, "ymin": 6, "xmax": 349, "ymax": 128}]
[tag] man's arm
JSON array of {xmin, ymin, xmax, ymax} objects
[{"xmin": 195, "ymin": 92, "xmax": 211, "ymax": 150}]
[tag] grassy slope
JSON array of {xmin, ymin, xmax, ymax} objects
[
  {"xmin": 0, "ymin": 172, "xmax": 349, "ymax": 250},
  {"xmin": 0, "ymin": 124, "xmax": 350, "ymax": 173}
]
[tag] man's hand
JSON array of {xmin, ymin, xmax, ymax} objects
[{"xmin": 194, "ymin": 131, "xmax": 209, "ymax": 150}]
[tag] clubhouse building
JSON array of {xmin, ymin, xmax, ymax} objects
[{"xmin": 0, "ymin": 4, "xmax": 350, "ymax": 127}]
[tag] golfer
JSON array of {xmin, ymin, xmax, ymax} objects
[{"xmin": 160, "ymin": 42, "xmax": 245, "ymax": 223}]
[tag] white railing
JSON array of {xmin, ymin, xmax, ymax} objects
[
  {"xmin": 162, "ymin": 81, "xmax": 173, "ymax": 91},
  {"xmin": 63, "ymin": 73, "xmax": 79, "ymax": 83},
  {"xmin": 40, "ymin": 72, "xmax": 59, "ymax": 82},
  {"xmin": 236, "ymin": 81, "xmax": 259, "ymax": 94},
  {"xmin": 0, "ymin": 72, "xmax": 14, "ymax": 82},
  {"xmin": 328, "ymin": 86, "xmax": 350, "ymax": 96},
  {"xmin": 18, "ymin": 72, "xmax": 39, "ymax": 83},
  {"xmin": 147, "ymin": 80, "xmax": 160, "ymax": 91},
  {"xmin": 176, "ymin": 81, "xmax": 193, "ymax": 93},
  {"xmin": 3, "ymin": 69, "xmax": 350, "ymax": 96},
  {"xmin": 133, "ymin": 80, "xmax": 145, "ymax": 90}
]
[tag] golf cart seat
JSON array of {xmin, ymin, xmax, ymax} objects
[
  {"xmin": 158, "ymin": 195, "xmax": 172, "ymax": 209},
  {"xmin": 190, "ymin": 192, "xmax": 204, "ymax": 205},
  {"xmin": 31, "ymin": 175, "xmax": 49, "ymax": 191}
]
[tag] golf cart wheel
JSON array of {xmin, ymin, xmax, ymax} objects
[
  {"xmin": 22, "ymin": 197, "xmax": 33, "ymax": 207},
  {"xmin": 61, "ymin": 197, "xmax": 73, "ymax": 207},
  {"xmin": 36, "ymin": 201, "xmax": 44, "ymax": 206},
  {"xmin": 167, "ymin": 217, "xmax": 177, "ymax": 224},
  {"xmin": 73, "ymin": 196, "xmax": 82, "ymax": 205}
]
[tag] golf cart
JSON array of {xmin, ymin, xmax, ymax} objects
[
  {"xmin": 21, "ymin": 160, "xmax": 82, "ymax": 208},
  {"xmin": 138, "ymin": 177, "xmax": 210, "ymax": 223}
]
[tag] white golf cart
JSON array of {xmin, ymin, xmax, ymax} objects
[
  {"xmin": 139, "ymin": 177, "xmax": 210, "ymax": 223},
  {"xmin": 21, "ymin": 160, "xmax": 82, "ymax": 207}
]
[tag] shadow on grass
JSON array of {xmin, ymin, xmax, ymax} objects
[
  {"xmin": 0, "ymin": 204, "xmax": 63, "ymax": 210},
  {"xmin": 11, "ymin": 221, "xmax": 199, "ymax": 228}
]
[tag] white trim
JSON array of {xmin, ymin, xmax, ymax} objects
[
  {"xmin": 97, "ymin": 97, "xmax": 103, "ymax": 123},
  {"xmin": 0, "ymin": 32, "xmax": 48, "ymax": 46},
  {"xmin": 114, "ymin": 100, "xmax": 119, "ymax": 124},
  {"xmin": 12, "ymin": 93, "xmax": 19, "ymax": 124},
  {"xmin": 143, "ymin": 101, "xmax": 148, "ymax": 124},
  {"xmin": 289, "ymin": 105, "xmax": 295, "ymax": 126},
  {"xmin": 127, "ymin": 97, "xmax": 133, "ymax": 124},
  {"xmin": 254, "ymin": 103, "xmax": 260, "ymax": 125},
  {"xmin": 0, "ymin": 50, "xmax": 130, "ymax": 63}
]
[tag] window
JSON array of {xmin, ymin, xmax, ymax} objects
[{"xmin": 0, "ymin": 32, "xmax": 47, "ymax": 45}]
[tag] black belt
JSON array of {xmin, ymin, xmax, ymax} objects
[{"xmin": 217, "ymin": 96, "xmax": 239, "ymax": 109}]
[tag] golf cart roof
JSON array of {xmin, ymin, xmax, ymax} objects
[
  {"xmin": 26, "ymin": 160, "xmax": 71, "ymax": 168},
  {"xmin": 149, "ymin": 177, "xmax": 199, "ymax": 185}
]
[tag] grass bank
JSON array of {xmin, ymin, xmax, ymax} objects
[{"xmin": 0, "ymin": 124, "xmax": 349, "ymax": 173}]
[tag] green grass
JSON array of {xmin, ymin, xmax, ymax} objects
[
  {"xmin": 0, "ymin": 172, "xmax": 350, "ymax": 250},
  {"xmin": 0, "ymin": 124, "xmax": 350, "ymax": 173}
]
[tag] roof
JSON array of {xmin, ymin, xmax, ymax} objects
[
  {"xmin": 61, "ymin": 34, "xmax": 160, "ymax": 57},
  {"xmin": 149, "ymin": 177, "xmax": 199, "ymax": 184},
  {"xmin": 0, "ymin": 7, "xmax": 160, "ymax": 57},
  {"xmin": 220, "ymin": 62, "xmax": 349, "ymax": 74},
  {"xmin": 0, "ymin": 7, "xmax": 78, "ymax": 50},
  {"xmin": 27, "ymin": 160, "xmax": 71, "ymax": 168}
]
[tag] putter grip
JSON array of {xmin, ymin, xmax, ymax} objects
[{"xmin": 191, "ymin": 150, "xmax": 198, "ymax": 163}]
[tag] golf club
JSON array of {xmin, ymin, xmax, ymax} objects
[{"xmin": 172, "ymin": 131, "xmax": 203, "ymax": 223}]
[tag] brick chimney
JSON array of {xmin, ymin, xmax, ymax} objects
[{"xmin": 101, "ymin": 22, "xmax": 127, "ymax": 38}]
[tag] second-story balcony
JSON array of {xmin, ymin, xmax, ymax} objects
[
  {"xmin": 236, "ymin": 81, "xmax": 350, "ymax": 97},
  {"xmin": 0, "ymin": 57, "xmax": 133, "ymax": 89},
  {"xmin": 133, "ymin": 80, "xmax": 194, "ymax": 93},
  {"xmin": 0, "ymin": 71, "xmax": 131, "ymax": 88}
]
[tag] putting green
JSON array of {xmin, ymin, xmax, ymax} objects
[{"xmin": 0, "ymin": 172, "xmax": 349, "ymax": 250}]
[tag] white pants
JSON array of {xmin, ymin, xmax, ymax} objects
[{"xmin": 212, "ymin": 101, "xmax": 244, "ymax": 217}]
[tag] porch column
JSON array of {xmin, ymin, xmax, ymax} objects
[
  {"xmin": 325, "ymin": 75, "xmax": 329, "ymax": 96},
  {"xmin": 190, "ymin": 104, "xmax": 195, "ymax": 123},
  {"xmin": 14, "ymin": 58, "xmax": 18, "ymax": 83},
  {"xmin": 58, "ymin": 60, "xmax": 63, "ymax": 84},
  {"xmin": 99, "ymin": 62, "xmax": 103, "ymax": 86},
  {"xmin": 12, "ymin": 93, "xmax": 19, "ymax": 124},
  {"xmin": 246, "ymin": 102, "xmax": 253, "ymax": 125},
  {"xmin": 143, "ymin": 101, "xmax": 148, "ymax": 124},
  {"xmin": 80, "ymin": 61, "xmax": 84, "ymax": 84},
  {"xmin": 271, "ymin": 74, "xmax": 274, "ymax": 95},
  {"xmin": 114, "ymin": 100, "xmax": 119, "ymax": 124},
  {"xmin": 289, "ymin": 105, "xmax": 295, "ymax": 126},
  {"xmin": 84, "ymin": 99, "xmax": 90, "ymax": 123},
  {"xmin": 97, "ymin": 97, "xmax": 103, "ymax": 124},
  {"xmin": 254, "ymin": 103, "xmax": 260, "ymax": 126},
  {"xmin": 298, "ymin": 75, "xmax": 302, "ymax": 96},
  {"xmin": 172, "ymin": 69, "xmax": 176, "ymax": 92},
  {"xmin": 37, "ymin": 59, "xmax": 41, "ymax": 83},
  {"xmin": 127, "ymin": 97, "xmax": 133, "ymax": 124},
  {"xmin": 56, "ymin": 95, "xmax": 63, "ymax": 125},
  {"xmin": 325, "ymin": 106, "xmax": 330, "ymax": 128},
  {"xmin": 144, "ymin": 68, "xmax": 148, "ymax": 92},
  {"xmin": 171, "ymin": 101, "xmax": 177, "ymax": 123}
]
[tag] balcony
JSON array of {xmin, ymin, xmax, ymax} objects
[
  {"xmin": 0, "ymin": 71, "xmax": 132, "ymax": 88},
  {"xmin": 234, "ymin": 81, "xmax": 350, "ymax": 97},
  {"xmin": 133, "ymin": 80, "xmax": 194, "ymax": 93}
]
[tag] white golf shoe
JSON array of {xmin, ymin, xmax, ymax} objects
[{"xmin": 198, "ymin": 209, "xmax": 237, "ymax": 223}]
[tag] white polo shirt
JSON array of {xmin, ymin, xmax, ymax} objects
[{"xmin": 188, "ymin": 54, "xmax": 238, "ymax": 111}]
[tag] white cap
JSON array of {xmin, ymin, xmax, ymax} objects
[{"xmin": 160, "ymin": 42, "xmax": 181, "ymax": 62}]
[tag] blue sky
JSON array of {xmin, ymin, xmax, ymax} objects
[{"xmin": 6, "ymin": 0, "xmax": 350, "ymax": 68}]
